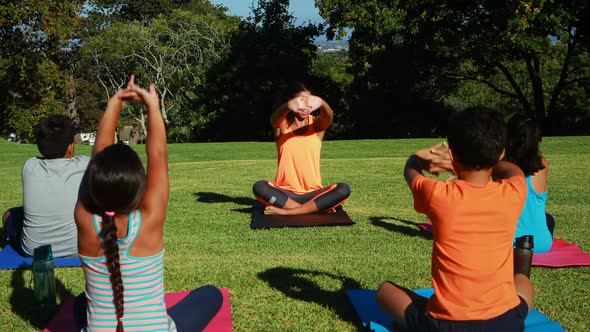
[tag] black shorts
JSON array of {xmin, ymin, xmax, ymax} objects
[
  {"xmin": 405, "ymin": 296, "xmax": 528, "ymax": 332},
  {"xmin": 4, "ymin": 207, "xmax": 24, "ymax": 250}
]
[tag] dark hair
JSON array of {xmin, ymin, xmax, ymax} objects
[
  {"xmin": 504, "ymin": 114, "xmax": 545, "ymax": 176},
  {"xmin": 86, "ymin": 144, "xmax": 146, "ymax": 332},
  {"xmin": 35, "ymin": 114, "xmax": 76, "ymax": 159},
  {"xmin": 280, "ymin": 81, "xmax": 320, "ymax": 120},
  {"xmin": 284, "ymin": 81, "xmax": 311, "ymax": 101},
  {"xmin": 447, "ymin": 107, "xmax": 507, "ymax": 170},
  {"xmin": 272, "ymin": 81, "xmax": 312, "ymax": 110}
]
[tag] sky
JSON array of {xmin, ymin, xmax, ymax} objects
[{"xmin": 209, "ymin": 0, "xmax": 324, "ymax": 25}]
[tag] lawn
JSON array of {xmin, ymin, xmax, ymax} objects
[{"xmin": 0, "ymin": 137, "xmax": 589, "ymax": 331}]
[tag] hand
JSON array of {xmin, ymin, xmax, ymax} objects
[
  {"xmin": 106, "ymin": 75, "xmax": 140, "ymax": 110},
  {"xmin": 415, "ymin": 142, "xmax": 454, "ymax": 175},
  {"xmin": 304, "ymin": 95, "xmax": 323, "ymax": 113},
  {"xmin": 287, "ymin": 95, "xmax": 310, "ymax": 115},
  {"xmin": 287, "ymin": 94, "xmax": 324, "ymax": 115},
  {"xmin": 131, "ymin": 83, "xmax": 160, "ymax": 111}
]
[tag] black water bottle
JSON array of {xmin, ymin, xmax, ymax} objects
[{"xmin": 514, "ymin": 235, "xmax": 534, "ymax": 277}]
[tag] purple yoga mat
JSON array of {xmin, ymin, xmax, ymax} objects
[
  {"xmin": 418, "ymin": 222, "xmax": 590, "ymax": 267},
  {"xmin": 43, "ymin": 288, "xmax": 232, "ymax": 332}
]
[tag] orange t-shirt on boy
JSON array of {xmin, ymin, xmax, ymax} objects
[{"xmin": 411, "ymin": 174, "xmax": 527, "ymax": 321}]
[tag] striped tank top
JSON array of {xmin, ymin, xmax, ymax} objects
[
  {"xmin": 80, "ymin": 210, "xmax": 176, "ymax": 331},
  {"xmin": 275, "ymin": 116, "xmax": 323, "ymax": 194}
]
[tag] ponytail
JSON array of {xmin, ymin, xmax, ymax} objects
[
  {"xmin": 100, "ymin": 212, "xmax": 125, "ymax": 332},
  {"xmin": 505, "ymin": 115, "xmax": 545, "ymax": 176}
]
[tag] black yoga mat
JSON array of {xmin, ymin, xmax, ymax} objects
[{"xmin": 251, "ymin": 202, "xmax": 354, "ymax": 229}]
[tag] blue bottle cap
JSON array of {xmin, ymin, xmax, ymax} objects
[{"xmin": 33, "ymin": 245, "xmax": 53, "ymax": 261}]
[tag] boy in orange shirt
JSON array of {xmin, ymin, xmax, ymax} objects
[{"xmin": 377, "ymin": 107, "xmax": 534, "ymax": 331}]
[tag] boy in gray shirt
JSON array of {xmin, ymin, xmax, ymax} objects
[{"xmin": 2, "ymin": 115, "xmax": 89, "ymax": 257}]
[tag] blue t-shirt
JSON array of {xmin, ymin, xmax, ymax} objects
[{"xmin": 514, "ymin": 176, "xmax": 553, "ymax": 253}]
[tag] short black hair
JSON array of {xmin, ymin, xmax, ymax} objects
[
  {"xmin": 447, "ymin": 107, "xmax": 507, "ymax": 170},
  {"xmin": 504, "ymin": 114, "xmax": 545, "ymax": 176},
  {"xmin": 35, "ymin": 114, "xmax": 76, "ymax": 159}
]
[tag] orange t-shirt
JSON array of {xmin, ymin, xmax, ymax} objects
[
  {"xmin": 274, "ymin": 116, "xmax": 323, "ymax": 194},
  {"xmin": 411, "ymin": 175, "xmax": 527, "ymax": 321}
]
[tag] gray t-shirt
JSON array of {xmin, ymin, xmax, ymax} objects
[{"xmin": 21, "ymin": 155, "xmax": 90, "ymax": 257}]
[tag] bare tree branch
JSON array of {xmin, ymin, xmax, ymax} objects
[
  {"xmin": 446, "ymin": 73, "xmax": 519, "ymax": 99},
  {"xmin": 495, "ymin": 62, "xmax": 532, "ymax": 115}
]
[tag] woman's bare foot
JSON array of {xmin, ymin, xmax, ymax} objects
[{"xmin": 264, "ymin": 206, "xmax": 290, "ymax": 215}]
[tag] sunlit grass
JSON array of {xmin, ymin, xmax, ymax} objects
[{"xmin": 0, "ymin": 137, "xmax": 588, "ymax": 331}]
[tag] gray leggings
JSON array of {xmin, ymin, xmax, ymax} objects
[{"xmin": 252, "ymin": 181, "xmax": 350, "ymax": 211}]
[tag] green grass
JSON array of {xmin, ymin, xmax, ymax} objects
[{"xmin": 0, "ymin": 137, "xmax": 589, "ymax": 331}]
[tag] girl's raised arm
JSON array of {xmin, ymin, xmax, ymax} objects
[
  {"xmin": 92, "ymin": 76, "xmax": 137, "ymax": 157},
  {"xmin": 134, "ymin": 84, "xmax": 169, "ymax": 225}
]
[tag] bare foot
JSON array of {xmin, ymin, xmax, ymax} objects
[
  {"xmin": 2, "ymin": 210, "xmax": 11, "ymax": 226},
  {"xmin": 264, "ymin": 206, "xmax": 290, "ymax": 215}
]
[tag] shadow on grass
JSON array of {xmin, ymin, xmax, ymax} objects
[
  {"xmin": 370, "ymin": 216, "xmax": 432, "ymax": 240},
  {"xmin": 258, "ymin": 267, "xmax": 363, "ymax": 328},
  {"xmin": 193, "ymin": 192, "xmax": 256, "ymax": 214},
  {"xmin": 10, "ymin": 269, "xmax": 74, "ymax": 329}
]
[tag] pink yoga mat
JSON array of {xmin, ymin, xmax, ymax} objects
[
  {"xmin": 43, "ymin": 288, "xmax": 232, "ymax": 332},
  {"xmin": 532, "ymin": 239, "xmax": 590, "ymax": 267},
  {"xmin": 418, "ymin": 222, "xmax": 590, "ymax": 267},
  {"xmin": 418, "ymin": 222, "xmax": 432, "ymax": 233}
]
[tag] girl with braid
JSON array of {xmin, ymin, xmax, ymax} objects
[{"xmin": 75, "ymin": 76, "xmax": 222, "ymax": 331}]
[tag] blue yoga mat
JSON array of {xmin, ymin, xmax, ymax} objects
[
  {"xmin": 346, "ymin": 288, "xmax": 564, "ymax": 332},
  {"xmin": 0, "ymin": 245, "xmax": 81, "ymax": 269}
]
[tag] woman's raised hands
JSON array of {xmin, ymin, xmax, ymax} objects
[{"xmin": 287, "ymin": 93, "xmax": 324, "ymax": 116}]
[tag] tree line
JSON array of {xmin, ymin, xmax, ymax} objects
[{"xmin": 1, "ymin": 0, "xmax": 588, "ymax": 143}]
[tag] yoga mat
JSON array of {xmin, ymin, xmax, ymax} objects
[
  {"xmin": 417, "ymin": 223, "xmax": 590, "ymax": 267},
  {"xmin": 251, "ymin": 204, "xmax": 354, "ymax": 229},
  {"xmin": 418, "ymin": 222, "xmax": 432, "ymax": 233},
  {"xmin": 532, "ymin": 239, "xmax": 590, "ymax": 267},
  {"xmin": 0, "ymin": 245, "xmax": 81, "ymax": 269},
  {"xmin": 346, "ymin": 288, "xmax": 564, "ymax": 332},
  {"xmin": 43, "ymin": 288, "xmax": 232, "ymax": 332}
]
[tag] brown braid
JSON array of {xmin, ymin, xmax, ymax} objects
[{"xmin": 100, "ymin": 213, "xmax": 125, "ymax": 332}]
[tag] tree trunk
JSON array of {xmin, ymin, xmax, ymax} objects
[
  {"xmin": 495, "ymin": 62, "xmax": 533, "ymax": 116},
  {"xmin": 66, "ymin": 74, "xmax": 78, "ymax": 124},
  {"xmin": 547, "ymin": 40, "xmax": 576, "ymax": 134},
  {"xmin": 524, "ymin": 53, "xmax": 546, "ymax": 124}
]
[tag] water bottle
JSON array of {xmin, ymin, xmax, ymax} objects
[
  {"xmin": 33, "ymin": 245, "xmax": 56, "ymax": 311},
  {"xmin": 514, "ymin": 235, "xmax": 534, "ymax": 277}
]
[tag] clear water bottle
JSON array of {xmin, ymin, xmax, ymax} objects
[
  {"xmin": 33, "ymin": 245, "xmax": 56, "ymax": 310},
  {"xmin": 514, "ymin": 235, "xmax": 534, "ymax": 277}
]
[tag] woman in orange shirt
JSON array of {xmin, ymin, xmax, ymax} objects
[{"xmin": 253, "ymin": 82, "xmax": 350, "ymax": 215}]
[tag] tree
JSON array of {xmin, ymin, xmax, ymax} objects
[
  {"xmin": 195, "ymin": 0, "xmax": 321, "ymax": 141},
  {"xmin": 78, "ymin": 9, "xmax": 231, "ymax": 140},
  {"xmin": 0, "ymin": 0, "xmax": 84, "ymax": 140},
  {"xmin": 310, "ymin": 51, "xmax": 354, "ymax": 138},
  {"xmin": 316, "ymin": 0, "xmax": 589, "ymax": 134},
  {"xmin": 447, "ymin": 41, "xmax": 590, "ymax": 134}
]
